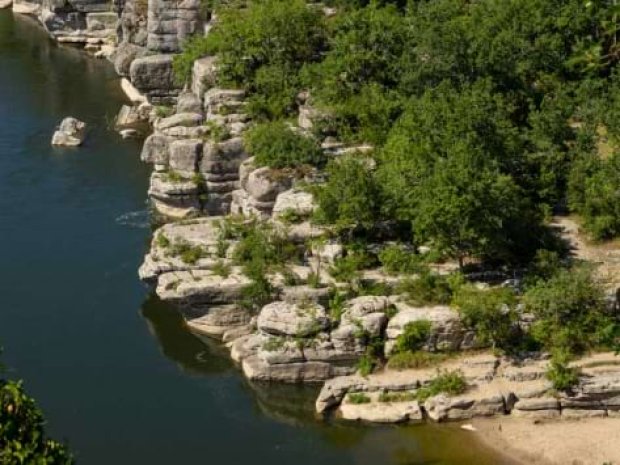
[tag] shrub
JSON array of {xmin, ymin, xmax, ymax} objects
[
  {"xmin": 212, "ymin": 260, "xmax": 232, "ymax": 278},
  {"xmin": 156, "ymin": 232, "xmax": 170, "ymax": 249},
  {"xmin": 240, "ymin": 260, "xmax": 275, "ymax": 312},
  {"xmin": 328, "ymin": 255, "xmax": 364, "ymax": 282},
  {"xmin": 452, "ymin": 286, "xmax": 518, "ymax": 353},
  {"xmin": 244, "ymin": 121, "xmax": 326, "ymax": 169},
  {"xmin": 306, "ymin": 271, "xmax": 322, "ymax": 289},
  {"xmin": 314, "ymin": 156, "xmax": 380, "ymax": 231},
  {"xmin": 416, "ymin": 370, "xmax": 468, "ymax": 402},
  {"xmin": 328, "ymin": 290, "xmax": 347, "ymax": 323},
  {"xmin": 357, "ymin": 353, "xmax": 375, "ymax": 377},
  {"xmin": 347, "ymin": 392, "xmax": 371, "ymax": 404},
  {"xmin": 393, "ymin": 320, "xmax": 432, "ymax": 354},
  {"xmin": 387, "ymin": 351, "xmax": 448, "ymax": 371},
  {"xmin": 0, "ymin": 379, "xmax": 73, "ymax": 464},
  {"xmin": 524, "ymin": 266, "xmax": 609, "ymax": 354},
  {"xmin": 398, "ymin": 271, "xmax": 460, "ymax": 306},
  {"xmin": 168, "ymin": 240, "xmax": 208, "ymax": 265},
  {"xmin": 379, "ymin": 244, "xmax": 426, "ymax": 275},
  {"xmin": 202, "ymin": 0, "xmax": 326, "ymax": 117},
  {"xmin": 580, "ymin": 153, "xmax": 620, "ymax": 240},
  {"xmin": 378, "ymin": 391, "xmax": 418, "ymax": 403},
  {"xmin": 546, "ymin": 349, "xmax": 580, "ymax": 391}
]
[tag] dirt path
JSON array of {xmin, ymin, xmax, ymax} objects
[{"xmin": 553, "ymin": 216, "xmax": 620, "ymax": 292}]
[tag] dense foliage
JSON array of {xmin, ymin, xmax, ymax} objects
[
  {"xmin": 0, "ymin": 377, "xmax": 73, "ymax": 465},
  {"xmin": 177, "ymin": 0, "xmax": 620, "ymax": 252}
]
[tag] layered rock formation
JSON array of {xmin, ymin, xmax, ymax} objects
[{"xmin": 316, "ymin": 352, "xmax": 620, "ymax": 425}]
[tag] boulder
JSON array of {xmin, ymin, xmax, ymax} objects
[
  {"xmin": 141, "ymin": 134, "xmax": 170, "ymax": 165},
  {"xmin": 146, "ymin": 0, "xmax": 202, "ymax": 53},
  {"xmin": 246, "ymin": 167, "xmax": 294, "ymax": 203},
  {"xmin": 51, "ymin": 117, "xmax": 86, "ymax": 146},
  {"xmin": 86, "ymin": 11, "xmax": 117, "ymax": 30},
  {"xmin": 204, "ymin": 88, "xmax": 246, "ymax": 114},
  {"xmin": 129, "ymin": 54, "xmax": 180, "ymax": 103},
  {"xmin": 272, "ymin": 189, "xmax": 316, "ymax": 219},
  {"xmin": 176, "ymin": 91, "xmax": 202, "ymax": 114},
  {"xmin": 185, "ymin": 304, "xmax": 252, "ymax": 337},
  {"xmin": 113, "ymin": 42, "xmax": 147, "ymax": 77},
  {"xmin": 340, "ymin": 397, "xmax": 423, "ymax": 424},
  {"xmin": 0, "ymin": 0, "xmax": 13, "ymax": 9},
  {"xmin": 257, "ymin": 301, "xmax": 330, "ymax": 337},
  {"xmin": 168, "ymin": 139, "xmax": 202, "ymax": 175},
  {"xmin": 424, "ymin": 393, "xmax": 506, "ymax": 422},
  {"xmin": 155, "ymin": 112, "xmax": 203, "ymax": 131},
  {"xmin": 200, "ymin": 137, "xmax": 247, "ymax": 179},
  {"xmin": 115, "ymin": 104, "xmax": 144, "ymax": 131},
  {"xmin": 242, "ymin": 355, "xmax": 334, "ymax": 383},
  {"xmin": 385, "ymin": 304, "xmax": 472, "ymax": 353},
  {"xmin": 156, "ymin": 268, "xmax": 251, "ymax": 306},
  {"xmin": 192, "ymin": 56, "xmax": 217, "ymax": 98},
  {"xmin": 121, "ymin": 78, "xmax": 147, "ymax": 104}
]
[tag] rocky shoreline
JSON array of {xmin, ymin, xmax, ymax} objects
[{"xmin": 7, "ymin": 3, "xmax": 620, "ymax": 459}]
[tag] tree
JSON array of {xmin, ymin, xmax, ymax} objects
[
  {"xmin": 0, "ymin": 374, "xmax": 73, "ymax": 464},
  {"xmin": 412, "ymin": 147, "xmax": 537, "ymax": 267},
  {"xmin": 314, "ymin": 156, "xmax": 380, "ymax": 232}
]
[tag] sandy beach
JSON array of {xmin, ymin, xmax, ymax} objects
[{"xmin": 472, "ymin": 417, "xmax": 620, "ymax": 465}]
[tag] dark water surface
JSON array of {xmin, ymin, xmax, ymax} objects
[{"xmin": 0, "ymin": 11, "xmax": 510, "ymax": 465}]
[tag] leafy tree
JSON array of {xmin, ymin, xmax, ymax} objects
[
  {"xmin": 0, "ymin": 372, "xmax": 73, "ymax": 464},
  {"xmin": 412, "ymin": 147, "xmax": 538, "ymax": 267},
  {"xmin": 205, "ymin": 0, "xmax": 326, "ymax": 118},
  {"xmin": 315, "ymin": 156, "xmax": 380, "ymax": 231}
]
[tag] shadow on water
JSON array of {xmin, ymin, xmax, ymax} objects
[{"xmin": 140, "ymin": 294, "xmax": 235, "ymax": 377}]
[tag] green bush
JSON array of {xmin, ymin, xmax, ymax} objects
[
  {"xmin": 347, "ymin": 392, "xmax": 371, "ymax": 404},
  {"xmin": 393, "ymin": 320, "xmax": 432, "ymax": 354},
  {"xmin": 546, "ymin": 349, "xmax": 580, "ymax": 392},
  {"xmin": 524, "ymin": 266, "xmax": 610, "ymax": 354},
  {"xmin": 416, "ymin": 370, "xmax": 468, "ymax": 402},
  {"xmin": 356, "ymin": 353, "xmax": 376, "ymax": 377},
  {"xmin": 379, "ymin": 244, "xmax": 426, "ymax": 275},
  {"xmin": 398, "ymin": 272, "xmax": 460, "ymax": 306},
  {"xmin": 202, "ymin": 0, "xmax": 326, "ymax": 118},
  {"xmin": 168, "ymin": 240, "xmax": 208, "ymax": 265},
  {"xmin": 452, "ymin": 286, "xmax": 518, "ymax": 353},
  {"xmin": 579, "ymin": 153, "xmax": 620, "ymax": 240},
  {"xmin": 0, "ymin": 379, "xmax": 73, "ymax": 464},
  {"xmin": 244, "ymin": 121, "xmax": 326, "ymax": 169},
  {"xmin": 314, "ymin": 156, "xmax": 380, "ymax": 231}
]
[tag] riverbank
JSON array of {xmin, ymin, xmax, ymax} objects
[{"xmin": 473, "ymin": 416, "xmax": 620, "ymax": 465}]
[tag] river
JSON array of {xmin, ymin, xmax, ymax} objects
[{"xmin": 0, "ymin": 11, "xmax": 511, "ymax": 465}]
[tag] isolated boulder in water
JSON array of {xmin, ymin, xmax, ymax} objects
[{"xmin": 51, "ymin": 117, "xmax": 86, "ymax": 146}]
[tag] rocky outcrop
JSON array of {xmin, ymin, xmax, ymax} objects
[
  {"xmin": 315, "ymin": 352, "xmax": 620, "ymax": 425},
  {"xmin": 51, "ymin": 117, "xmax": 86, "ymax": 146},
  {"xmin": 385, "ymin": 303, "xmax": 476, "ymax": 354},
  {"xmin": 130, "ymin": 54, "xmax": 181, "ymax": 105},
  {"xmin": 146, "ymin": 0, "xmax": 202, "ymax": 53}
]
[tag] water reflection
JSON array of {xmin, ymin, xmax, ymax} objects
[{"xmin": 140, "ymin": 293, "xmax": 235, "ymax": 376}]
